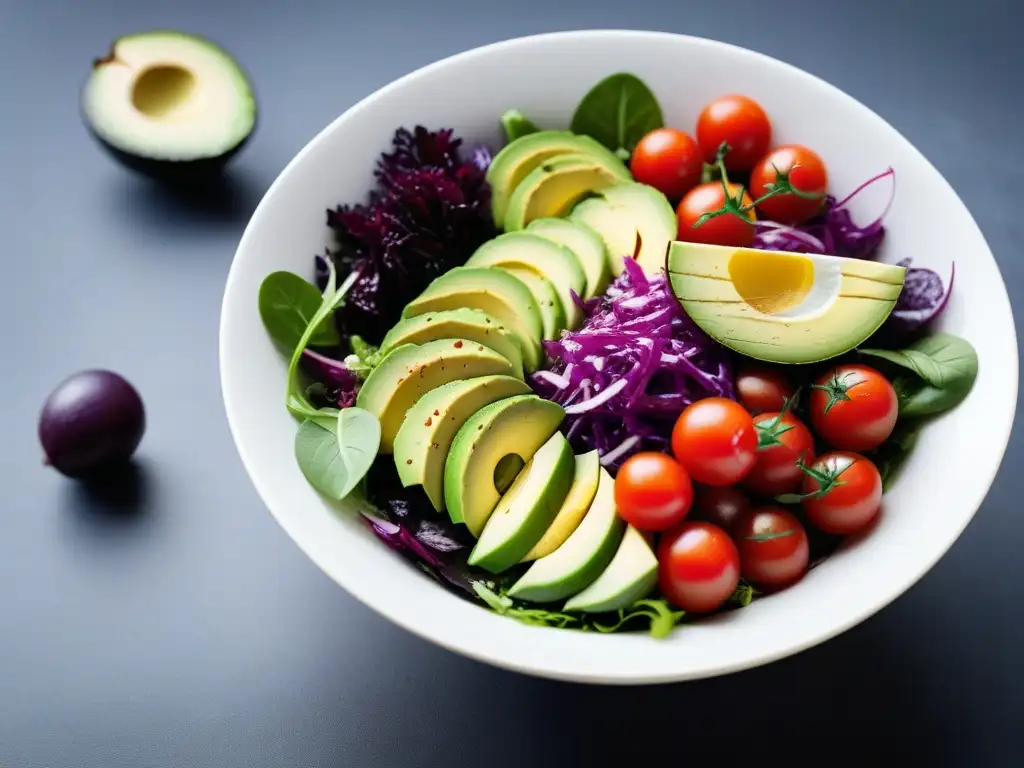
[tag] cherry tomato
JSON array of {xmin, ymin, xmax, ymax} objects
[
  {"xmin": 801, "ymin": 451, "xmax": 882, "ymax": 534},
  {"xmin": 614, "ymin": 452, "xmax": 694, "ymax": 531},
  {"xmin": 657, "ymin": 521, "xmax": 740, "ymax": 613},
  {"xmin": 735, "ymin": 366, "xmax": 795, "ymax": 415},
  {"xmin": 693, "ymin": 485, "xmax": 750, "ymax": 533},
  {"xmin": 630, "ymin": 128, "xmax": 703, "ymax": 201},
  {"xmin": 742, "ymin": 412, "xmax": 816, "ymax": 496},
  {"xmin": 672, "ymin": 397, "xmax": 757, "ymax": 486},
  {"xmin": 750, "ymin": 145, "xmax": 829, "ymax": 225},
  {"xmin": 810, "ymin": 364, "xmax": 898, "ymax": 451},
  {"xmin": 676, "ymin": 182, "xmax": 756, "ymax": 247},
  {"xmin": 735, "ymin": 507, "xmax": 810, "ymax": 589},
  {"xmin": 696, "ymin": 95, "xmax": 772, "ymax": 172}
]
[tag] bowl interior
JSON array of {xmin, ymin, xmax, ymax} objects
[{"xmin": 220, "ymin": 31, "xmax": 1017, "ymax": 684}]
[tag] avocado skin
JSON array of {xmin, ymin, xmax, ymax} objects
[{"xmin": 82, "ymin": 118, "xmax": 255, "ymax": 183}]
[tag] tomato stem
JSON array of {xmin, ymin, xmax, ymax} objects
[
  {"xmin": 810, "ymin": 371, "xmax": 853, "ymax": 414},
  {"xmin": 754, "ymin": 388, "xmax": 801, "ymax": 450},
  {"xmin": 744, "ymin": 529, "xmax": 795, "ymax": 542},
  {"xmin": 690, "ymin": 144, "xmax": 826, "ymax": 230}
]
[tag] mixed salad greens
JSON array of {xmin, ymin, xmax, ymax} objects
[{"xmin": 257, "ymin": 74, "xmax": 977, "ymax": 638}]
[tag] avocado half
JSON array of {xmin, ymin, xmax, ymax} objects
[{"xmin": 81, "ymin": 30, "xmax": 257, "ymax": 180}]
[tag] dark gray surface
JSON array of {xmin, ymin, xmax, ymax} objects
[{"xmin": 2, "ymin": 0, "xmax": 1021, "ymax": 765}]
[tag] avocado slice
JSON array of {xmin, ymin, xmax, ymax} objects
[
  {"xmin": 667, "ymin": 242, "xmax": 907, "ymax": 364},
  {"xmin": 563, "ymin": 525, "xmax": 658, "ymax": 613},
  {"xmin": 468, "ymin": 432, "xmax": 574, "ymax": 573},
  {"xmin": 403, "ymin": 267, "xmax": 544, "ymax": 371},
  {"xmin": 81, "ymin": 31, "xmax": 256, "ymax": 179},
  {"xmin": 570, "ymin": 182, "xmax": 676, "ymax": 276},
  {"xmin": 527, "ymin": 218, "xmax": 611, "ymax": 300},
  {"xmin": 487, "ymin": 131, "xmax": 628, "ymax": 229},
  {"xmin": 508, "ymin": 466, "xmax": 626, "ymax": 603},
  {"xmin": 502, "ymin": 267, "xmax": 564, "ymax": 341},
  {"xmin": 521, "ymin": 450, "xmax": 601, "ymax": 562},
  {"xmin": 504, "ymin": 153, "xmax": 631, "ymax": 233},
  {"xmin": 380, "ymin": 308, "xmax": 526, "ymax": 379},
  {"xmin": 467, "ymin": 232, "xmax": 588, "ymax": 330},
  {"xmin": 355, "ymin": 339, "xmax": 515, "ymax": 454},
  {"xmin": 394, "ymin": 375, "xmax": 530, "ymax": 511},
  {"xmin": 443, "ymin": 394, "xmax": 565, "ymax": 534}
]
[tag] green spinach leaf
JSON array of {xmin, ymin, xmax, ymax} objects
[
  {"xmin": 294, "ymin": 407, "xmax": 380, "ymax": 500},
  {"xmin": 570, "ymin": 73, "xmax": 663, "ymax": 160},
  {"xmin": 859, "ymin": 332, "xmax": 978, "ymax": 418},
  {"xmin": 500, "ymin": 109, "xmax": 541, "ymax": 142},
  {"xmin": 258, "ymin": 271, "xmax": 339, "ymax": 351},
  {"xmin": 871, "ymin": 421, "xmax": 922, "ymax": 492}
]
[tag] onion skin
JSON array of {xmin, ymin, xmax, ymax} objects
[{"xmin": 38, "ymin": 370, "xmax": 146, "ymax": 478}]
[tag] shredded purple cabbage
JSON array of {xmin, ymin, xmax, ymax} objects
[
  {"xmin": 752, "ymin": 168, "xmax": 894, "ymax": 260},
  {"xmin": 319, "ymin": 127, "xmax": 496, "ymax": 344},
  {"xmin": 360, "ymin": 463, "xmax": 487, "ymax": 599},
  {"xmin": 300, "ymin": 349, "xmax": 359, "ymax": 408},
  {"xmin": 532, "ymin": 257, "xmax": 734, "ymax": 469},
  {"xmin": 874, "ymin": 258, "xmax": 954, "ymax": 342}
]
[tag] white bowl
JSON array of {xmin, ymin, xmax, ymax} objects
[{"xmin": 220, "ymin": 30, "xmax": 1018, "ymax": 684}]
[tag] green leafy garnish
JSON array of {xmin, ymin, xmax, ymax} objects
[
  {"xmin": 570, "ymin": 73, "xmax": 663, "ymax": 161},
  {"xmin": 871, "ymin": 421, "xmax": 922, "ymax": 492},
  {"xmin": 294, "ymin": 407, "xmax": 380, "ymax": 500},
  {"xmin": 500, "ymin": 109, "xmax": 541, "ymax": 142},
  {"xmin": 728, "ymin": 582, "xmax": 757, "ymax": 608},
  {"xmin": 858, "ymin": 333, "xmax": 978, "ymax": 418},
  {"xmin": 283, "ymin": 263, "xmax": 361, "ymax": 420},
  {"xmin": 258, "ymin": 271, "xmax": 339, "ymax": 351},
  {"xmin": 344, "ymin": 335, "xmax": 386, "ymax": 380},
  {"xmin": 471, "ymin": 583, "xmax": 689, "ymax": 638}
]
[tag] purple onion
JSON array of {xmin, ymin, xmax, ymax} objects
[{"xmin": 39, "ymin": 370, "xmax": 145, "ymax": 478}]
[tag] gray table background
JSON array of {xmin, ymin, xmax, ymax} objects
[{"xmin": 3, "ymin": 0, "xmax": 1022, "ymax": 765}]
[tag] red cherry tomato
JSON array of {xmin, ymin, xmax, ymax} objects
[
  {"xmin": 671, "ymin": 397, "xmax": 758, "ymax": 486},
  {"xmin": 749, "ymin": 145, "xmax": 829, "ymax": 225},
  {"xmin": 742, "ymin": 412, "xmax": 816, "ymax": 496},
  {"xmin": 696, "ymin": 95, "xmax": 772, "ymax": 172},
  {"xmin": 614, "ymin": 452, "xmax": 694, "ymax": 532},
  {"xmin": 630, "ymin": 128, "xmax": 703, "ymax": 201},
  {"xmin": 676, "ymin": 182, "xmax": 756, "ymax": 248},
  {"xmin": 809, "ymin": 364, "xmax": 898, "ymax": 451},
  {"xmin": 694, "ymin": 485, "xmax": 750, "ymax": 534},
  {"xmin": 801, "ymin": 451, "xmax": 882, "ymax": 534},
  {"xmin": 657, "ymin": 521, "xmax": 741, "ymax": 613},
  {"xmin": 735, "ymin": 366, "xmax": 795, "ymax": 415},
  {"xmin": 735, "ymin": 506, "xmax": 810, "ymax": 589}
]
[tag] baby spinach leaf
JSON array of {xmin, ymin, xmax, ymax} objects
[
  {"xmin": 500, "ymin": 109, "xmax": 541, "ymax": 142},
  {"xmin": 259, "ymin": 271, "xmax": 339, "ymax": 351},
  {"xmin": 570, "ymin": 73, "xmax": 663, "ymax": 160},
  {"xmin": 859, "ymin": 332, "xmax": 978, "ymax": 418},
  {"xmin": 871, "ymin": 422, "xmax": 922, "ymax": 492},
  {"xmin": 294, "ymin": 407, "xmax": 380, "ymax": 500}
]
